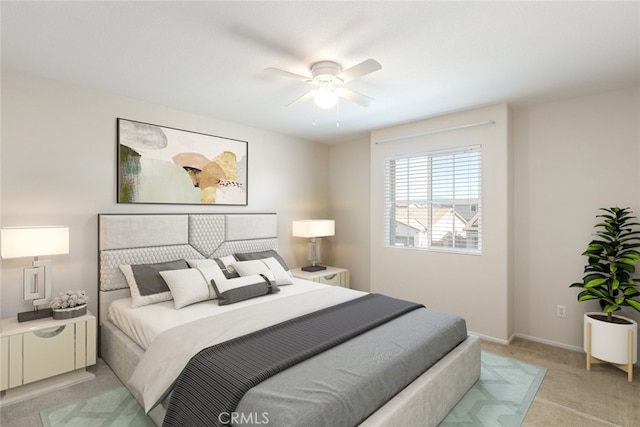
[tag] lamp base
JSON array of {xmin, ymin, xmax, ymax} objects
[
  {"xmin": 17, "ymin": 307, "xmax": 53, "ymax": 323},
  {"xmin": 301, "ymin": 265, "xmax": 327, "ymax": 272}
]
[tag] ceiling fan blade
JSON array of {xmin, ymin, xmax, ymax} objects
[
  {"xmin": 286, "ymin": 90, "xmax": 316, "ymax": 107},
  {"xmin": 337, "ymin": 87, "xmax": 375, "ymax": 107},
  {"xmin": 337, "ymin": 59, "xmax": 382, "ymax": 83},
  {"xmin": 264, "ymin": 67, "xmax": 311, "ymax": 83}
]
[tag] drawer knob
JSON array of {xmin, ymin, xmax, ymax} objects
[{"xmin": 33, "ymin": 325, "xmax": 66, "ymax": 338}]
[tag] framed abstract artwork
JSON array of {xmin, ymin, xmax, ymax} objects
[{"xmin": 117, "ymin": 118, "xmax": 248, "ymax": 205}]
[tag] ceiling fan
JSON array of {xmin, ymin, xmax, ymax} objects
[{"xmin": 265, "ymin": 58, "xmax": 382, "ymax": 110}]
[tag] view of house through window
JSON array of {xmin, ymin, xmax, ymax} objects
[{"xmin": 383, "ymin": 145, "xmax": 482, "ymax": 253}]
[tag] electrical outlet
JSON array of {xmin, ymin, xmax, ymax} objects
[{"xmin": 556, "ymin": 304, "xmax": 567, "ymax": 318}]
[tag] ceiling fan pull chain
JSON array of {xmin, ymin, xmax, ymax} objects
[{"xmin": 336, "ymin": 99, "xmax": 340, "ymax": 127}]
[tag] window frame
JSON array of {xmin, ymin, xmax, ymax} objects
[{"xmin": 383, "ymin": 144, "xmax": 482, "ymax": 255}]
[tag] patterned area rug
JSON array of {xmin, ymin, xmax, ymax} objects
[
  {"xmin": 440, "ymin": 351, "xmax": 547, "ymax": 426},
  {"xmin": 40, "ymin": 351, "xmax": 545, "ymax": 427},
  {"xmin": 40, "ymin": 386, "xmax": 155, "ymax": 427}
]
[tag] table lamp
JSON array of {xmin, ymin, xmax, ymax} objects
[
  {"xmin": 1, "ymin": 226, "xmax": 69, "ymax": 322},
  {"xmin": 292, "ymin": 219, "xmax": 335, "ymax": 272}
]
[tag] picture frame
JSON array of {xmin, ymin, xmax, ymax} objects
[{"xmin": 117, "ymin": 118, "xmax": 248, "ymax": 205}]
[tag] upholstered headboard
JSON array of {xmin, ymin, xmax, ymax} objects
[{"xmin": 98, "ymin": 213, "xmax": 278, "ymax": 324}]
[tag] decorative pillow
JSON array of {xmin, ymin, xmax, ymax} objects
[
  {"xmin": 160, "ymin": 264, "xmax": 226, "ymax": 309},
  {"xmin": 188, "ymin": 256, "xmax": 239, "ymax": 279},
  {"xmin": 119, "ymin": 259, "xmax": 189, "ymax": 308},
  {"xmin": 233, "ymin": 250, "xmax": 290, "ymax": 272},
  {"xmin": 231, "ymin": 257, "xmax": 293, "ymax": 286},
  {"xmin": 211, "ymin": 274, "xmax": 278, "ymax": 306}
]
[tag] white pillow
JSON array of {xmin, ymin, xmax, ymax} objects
[
  {"xmin": 188, "ymin": 256, "xmax": 239, "ymax": 278},
  {"xmin": 231, "ymin": 257, "xmax": 293, "ymax": 286},
  {"xmin": 160, "ymin": 265, "xmax": 227, "ymax": 309},
  {"xmin": 186, "ymin": 259, "xmax": 217, "ymax": 268}
]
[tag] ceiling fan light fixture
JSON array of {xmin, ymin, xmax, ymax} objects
[
  {"xmin": 313, "ymin": 86, "xmax": 338, "ymax": 109},
  {"xmin": 266, "ymin": 58, "xmax": 381, "ymax": 112}
]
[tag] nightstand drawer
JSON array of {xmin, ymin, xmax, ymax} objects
[
  {"xmin": 291, "ymin": 267, "xmax": 350, "ymax": 288},
  {"xmin": 23, "ymin": 323, "xmax": 75, "ymax": 384},
  {"xmin": 318, "ymin": 272, "xmax": 344, "ymax": 286}
]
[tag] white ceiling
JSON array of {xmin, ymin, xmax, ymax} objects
[{"xmin": 2, "ymin": 1, "xmax": 639, "ymax": 144}]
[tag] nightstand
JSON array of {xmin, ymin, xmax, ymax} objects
[
  {"xmin": 0, "ymin": 311, "xmax": 96, "ymax": 405},
  {"xmin": 291, "ymin": 266, "xmax": 350, "ymax": 288}
]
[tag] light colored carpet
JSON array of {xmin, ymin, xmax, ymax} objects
[
  {"xmin": 440, "ymin": 351, "xmax": 546, "ymax": 426},
  {"xmin": 39, "ymin": 351, "xmax": 545, "ymax": 427}
]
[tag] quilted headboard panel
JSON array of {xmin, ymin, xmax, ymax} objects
[{"xmin": 98, "ymin": 213, "xmax": 278, "ymax": 322}]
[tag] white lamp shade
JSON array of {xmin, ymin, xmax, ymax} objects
[
  {"xmin": 292, "ymin": 220, "xmax": 335, "ymax": 238},
  {"xmin": 1, "ymin": 226, "xmax": 69, "ymax": 259}
]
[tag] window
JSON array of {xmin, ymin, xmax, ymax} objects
[{"xmin": 383, "ymin": 145, "xmax": 482, "ymax": 253}]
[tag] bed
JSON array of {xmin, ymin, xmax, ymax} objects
[{"xmin": 98, "ymin": 213, "xmax": 480, "ymax": 426}]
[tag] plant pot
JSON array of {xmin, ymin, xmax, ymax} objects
[
  {"xmin": 52, "ymin": 304, "xmax": 87, "ymax": 320},
  {"xmin": 584, "ymin": 312, "xmax": 637, "ymax": 365}
]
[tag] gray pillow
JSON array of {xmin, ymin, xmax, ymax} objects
[
  {"xmin": 120, "ymin": 259, "xmax": 189, "ymax": 308},
  {"xmin": 233, "ymin": 249, "xmax": 289, "ymax": 271},
  {"xmin": 211, "ymin": 274, "xmax": 278, "ymax": 306},
  {"xmin": 131, "ymin": 259, "xmax": 190, "ymax": 295},
  {"xmin": 213, "ymin": 258, "xmax": 240, "ymax": 279}
]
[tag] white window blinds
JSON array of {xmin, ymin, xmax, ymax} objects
[{"xmin": 383, "ymin": 145, "xmax": 482, "ymax": 253}]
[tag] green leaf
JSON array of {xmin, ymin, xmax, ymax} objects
[
  {"xmin": 619, "ymin": 250, "xmax": 640, "ymax": 259},
  {"xmin": 585, "ymin": 277, "xmax": 609, "ymax": 288},
  {"xmin": 624, "ymin": 288, "xmax": 640, "ymax": 296},
  {"xmin": 617, "ymin": 263, "xmax": 635, "ymax": 273},
  {"xmin": 584, "ymin": 288, "xmax": 608, "ymax": 299},
  {"xmin": 578, "ymin": 293, "xmax": 599, "ymax": 302},
  {"xmin": 626, "ymin": 299, "xmax": 640, "ymax": 312},
  {"xmin": 583, "ymin": 273, "xmax": 607, "ymax": 281},
  {"xmin": 603, "ymin": 304, "xmax": 619, "ymax": 313},
  {"xmin": 612, "ymin": 279, "xmax": 620, "ymax": 290},
  {"xmin": 619, "ymin": 257, "xmax": 638, "ymax": 266}
]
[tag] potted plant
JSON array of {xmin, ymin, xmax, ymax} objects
[{"xmin": 570, "ymin": 206, "xmax": 640, "ymax": 381}]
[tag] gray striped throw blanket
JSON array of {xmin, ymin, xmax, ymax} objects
[{"xmin": 162, "ymin": 293, "xmax": 423, "ymax": 427}]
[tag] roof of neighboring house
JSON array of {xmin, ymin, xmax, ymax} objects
[
  {"xmin": 464, "ymin": 212, "xmax": 480, "ymax": 232},
  {"xmin": 395, "ymin": 204, "xmax": 469, "ymax": 232}
]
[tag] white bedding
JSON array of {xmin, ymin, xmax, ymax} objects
[
  {"xmin": 109, "ymin": 278, "xmax": 352, "ymax": 350},
  {"xmin": 126, "ymin": 282, "xmax": 367, "ymax": 412}
]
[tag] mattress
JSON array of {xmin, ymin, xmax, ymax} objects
[
  {"xmin": 235, "ymin": 307, "xmax": 467, "ymax": 426},
  {"xmin": 127, "ymin": 283, "xmax": 371, "ymax": 412},
  {"xmin": 108, "ymin": 278, "xmax": 360, "ymax": 350}
]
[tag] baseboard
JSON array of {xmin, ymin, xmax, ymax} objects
[
  {"xmin": 513, "ymin": 333, "xmax": 583, "ymax": 352},
  {"xmin": 467, "ymin": 331, "xmax": 511, "ymax": 345},
  {"xmin": 449, "ymin": 331, "xmax": 640, "ymax": 367},
  {"xmin": 514, "ymin": 333, "xmax": 640, "ymax": 367}
]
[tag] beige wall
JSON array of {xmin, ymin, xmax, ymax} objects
[
  {"xmin": 329, "ymin": 137, "xmax": 371, "ymax": 291},
  {"xmin": 513, "ymin": 87, "xmax": 640, "ymax": 355},
  {"xmin": 331, "ymin": 87, "xmax": 639, "ymax": 356},
  {"xmin": 3, "ymin": 68, "xmax": 639, "ymax": 356},
  {"xmin": 369, "ymin": 104, "xmax": 513, "ymax": 342},
  {"xmin": 0, "ymin": 70, "xmax": 332, "ymax": 319}
]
